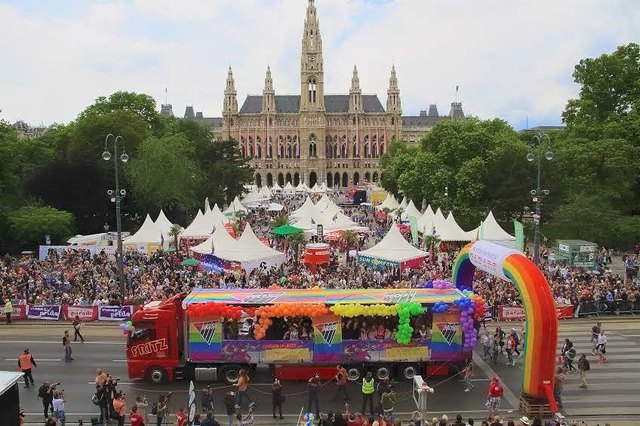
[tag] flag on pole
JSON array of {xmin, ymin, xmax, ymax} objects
[
  {"xmin": 187, "ymin": 380, "xmax": 196, "ymax": 425},
  {"xmin": 514, "ymin": 220, "xmax": 525, "ymax": 252}
]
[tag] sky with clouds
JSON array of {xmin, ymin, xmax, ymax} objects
[{"xmin": 1, "ymin": 0, "xmax": 638, "ymax": 129}]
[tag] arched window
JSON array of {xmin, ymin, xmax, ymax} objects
[
  {"xmin": 364, "ymin": 143, "xmax": 369, "ymax": 159},
  {"xmin": 372, "ymin": 143, "xmax": 378, "ymax": 158},
  {"xmin": 372, "ymin": 172, "xmax": 379, "ymax": 183},
  {"xmin": 287, "ymin": 144, "xmax": 292, "ymax": 159},
  {"xmin": 309, "ymin": 134, "xmax": 317, "ymax": 157},
  {"xmin": 266, "ymin": 173, "xmax": 273, "ymax": 187},
  {"xmin": 256, "ymin": 136, "xmax": 262, "ymax": 158},
  {"xmin": 308, "ymin": 77, "xmax": 317, "ymax": 103}
]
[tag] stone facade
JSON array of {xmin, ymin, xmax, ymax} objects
[{"xmin": 161, "ymin": 0, "xmax": 464, "ymax": 188}]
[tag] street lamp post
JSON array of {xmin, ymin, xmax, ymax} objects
[
  {"xmin": 102, "ymin": 134, "xmax": 129, "ymax": 299},
  {"xmin": 527, "ymin": 133, "xmax": 553, "ymax": 264}
]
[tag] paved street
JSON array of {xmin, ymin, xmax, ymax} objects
[{"xmin": 2, "ymin": 318, "xmax": 640, "ymax": 425}]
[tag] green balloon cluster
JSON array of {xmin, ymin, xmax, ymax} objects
[{"xmin": 395, "ymin": 302, "xmax": 424, "ymax": 345}]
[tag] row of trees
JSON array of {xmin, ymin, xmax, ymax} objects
[
  {"xmin": 0, "ymin": 92, "xmax": 253, "ymax": 252},
  {"xmin": 380, "ymin": 43, "xmax": 640, "ymax": 249}
]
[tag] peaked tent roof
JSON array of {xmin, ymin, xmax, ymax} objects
[
  {"xmin": 259, "ymin": 186, "xmax": 273, "ymax": 199},
  {"xmin": 438, "ymin": 212, "xmax": 473, "ymax": 241},
  {"xmin": 466, "ymin": 211, "xmax": 515, "ymax": 241},
  {"xmin": 295, "ymin": 182, "xmax": 309, "ymax": 193},
  {"xmin": 418, "ymin": 205, "xmax": 435, "ymax": 234},
  {"xmin": 290, "ymin": 197, "xmax": 321, "ymax": 220},
  {"xmin": 358, "ymin": 224, "xmax": 429, "ymax": 263},
  {"xmin": 377, "ymin": 193, "xmax": 400, "ymax": 211},
  {"xmin": 191, "ymin": 224, "xmax": 238, "ymax": 254},
  {"xmin": 124, "ymin": 214, "xmax": 163, "ymax": 245},
  {"xmin": 218, "ymin": 224, "xmax": 286, "ymax": 262},
  {"xmin": 182, "ymin": 209, "xmax": 215, "ymax": 238},
  {"xmin": 271, "ymin": 182, "xmax": 282, "ymax": 191},
  {"xmin": 154, "ymin": 210, "xmax": 174, "ymax": 236},
  {"xmin": 399, "ymin": 197, "xmax": 408, "ymax": 209},
  {"xmin": 433, "ymin": 208, "xmax": 447, "ymax": 234},
  {"xmin": 402, "ymin": 200, "xmax": 422, "ymax": 220},
  {"xmin": 224, "ymin": 196, "xmax": 248, "ymax": 214},
  {"xmin": 204, "ymin": 198, "xmax": 211, "ymax": 213}
]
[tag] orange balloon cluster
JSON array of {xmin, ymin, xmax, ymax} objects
[
  {"xmin": 186, "ymin": 302, "xmax": 243, "ymax": 320},
  {"xmin": 253, "ymin": 303, "xmax": 329, "ymax": 340},
  {"xmin": 471, "ymin": 294, "xmax": 486, "ymax": 320}
]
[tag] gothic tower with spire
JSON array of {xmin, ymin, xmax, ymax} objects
[
  {"xmin": 300, "ymin": 0, "xmax": 325, "ymax": 112},
  {"xmin": 386, "ymin": 65, "xmax": 402, "ymax": 141},
  {"xmin": 222, "ymin": 66, "xmax": 238, "ymax": 140}
]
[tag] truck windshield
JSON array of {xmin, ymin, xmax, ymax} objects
[{"xmin": 128, "ymin": 322, "xmax": 156, "ymax": 344}]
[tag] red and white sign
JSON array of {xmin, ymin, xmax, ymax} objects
[
  {"xmin": 0, "ymin": 304, "xmax": 28, "ymax": 320},
  {"xmin": 498, "ymin": 305, "xmax": 573, "ymax": 321},
  {"xmin": 63, "ymin": 306, "xmax": 98, "ymax": 321}
]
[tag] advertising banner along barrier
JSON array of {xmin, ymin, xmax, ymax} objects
[
  {"xmin": 98, "ymin": 306, "xmax": 135, "ymax": 321},
  {"xmin": 63, "ymin": 306, "xmax": 98, "ymax": 321},
  {"xmin": 27, "ymin": 305, "xmax": 61, "ymax": 321},
  {"xmin": 0, "ymin": 304, "xmax": 28, "ymax": 320},
  {"xmin": 498, "ymin": 305, "xmax": 573, "ymax": 321}
]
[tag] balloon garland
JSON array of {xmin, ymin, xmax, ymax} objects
[
  {"xmin": 253, "ymin": 303, "xmax": 329, "ymax": 340},
  {"xmin": 431, "ymin": 301, "xmax": 450, "ymax": 313},
  {"xmin": 395, "ymin": 302, "xmax": 424, "ymax": 344},
  {"xmin": 417, "ymin": 279, "xmax": 454, "ymax": 289},
  {"xmin": 186, "ymin": 302, "xmax": 244, "ymax": 321},
  {"xmin": 454, "ymin": 291, "xmax": 479, "ymax": 353}
]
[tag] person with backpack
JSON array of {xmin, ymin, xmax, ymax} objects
[
  {"xmin": 152, "ymin": 394, "xmax": 169, "ymax": 426},
  {"xmin": 577, "ymin": 353, "xmax": 590, "ymax": 388},
  {"xmin": 38, "ymin": 382, "xmax": 55, "ymax": 419}
]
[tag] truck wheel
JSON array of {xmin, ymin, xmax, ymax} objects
[
  {"xmin": 221, "ymin": 365, "xmax": 242, "ymax": 385},
  {"xmin": 346, "ymin": 365, "xmax": 362, "ymax": 382},
  {"xmin": 401, "ymin": 364, "xmax": 420, "ymax": 381},
  {"xmin": 375, "ymin": 365, "xmax": 391, "ymax": 381},
  {"xmin": 147, "ymin": 366, "xmax": 166, "ymax": 385}
]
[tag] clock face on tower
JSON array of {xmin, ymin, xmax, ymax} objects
[{"xmin": 309, "ymin": 55, "xmax": 316, "ymax": 62}]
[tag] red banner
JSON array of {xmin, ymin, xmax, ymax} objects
[
  {"xmin": 0, "ymin": 304, "xmax": 28, "ymax": 320},
  {"xmin": 498, "ymin": 305, "xmax": 573, "ymax": 321},
  {"xmin": 63, "ymin": 306, "xmax": 98, "ymax": 321}
]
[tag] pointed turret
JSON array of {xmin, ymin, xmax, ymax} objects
[
  {"xmin": 449, "ymin": 102, "xmax": 465, "ymax": 120},
  {"xmin": 349, "ymin": 65, "xmax": 362, "ymax": 113},
  {"xmin": 300, "ymin": 0, "xmax": 325, "ymax": 111},
  {"xmin": 386, "ymin": 65, "xmax": 401, "ymax": 114},
  {"xmin": 223, "ymin": 66, "xmax": 238, "ymax": 139},
  {"xmin": 262, "ymin": 65, "xmax": 276, "ymax": 113}
]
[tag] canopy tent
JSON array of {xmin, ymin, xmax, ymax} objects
[
  {"xmin": 204, "ymin": 198, "xmax": 212, "ymax": 213},
  {"xmin": 402, "ymin": 200, "xmax": 422, "ymax": 220},
  {"xmin": 181, "ymin": 258, "xmax": 200, "ymax": 266},
  {"xmin": 282, "ymin": 182, "xmax": 295, "ymax": 194},
  {"xmin": 220, "ymin": 224, "xmax": 286, "ymax": 272},
  {"xmin": 358, "ymin": 224, "xmax": 428, "ymax": 271},
  {"xmin": 290, "ymin": 197, "xmax": 322, "ymax": 220},
  {"xmin": 154, "ymin": 210, "xmax": 174, "ymax": 237},
  {"xmin": 191, "ymin": 224, "xmax": 238, "ymax": 255},
  {"xmin": 319, "ymin": 182, "xmax": 328, "ymax": 192},
  {"xmin": 124, "ymin": 214, "xmax": 164, "ymax": 252},
  {"xmin": 271, "ymin": 224, "xmax": 305, "ymax": 236},
  {"xmin": 438, "ymin": 212, "xmax": 473, "ymax": 242},
  {"xmin": 377, "ymin": 193, "xmax": 400, "ymax": 211},
  {"xmin": 418, "ymin": 205, "xmax": 435, "ymax": 234},
  {"xmin": 181, "ymin": 210, "xmax": 215, "ymax": 240},
  {"xmin": 224, "ymin": 196, "xmax": 249, "ymax": 215},
  {"xmin": 259, "ymin": 186, "xmax": 273, "ymax": 200},
  {"xmin": 465, "ymin": 211, "xmax": 516, "ymax": 242},
  {"xmin": 399, "ymin": 197, "xmax": 408, "ymax": 209},
  {"xmin": 241, "ymin": 189, "xmax": 261, "ymax": 207},
  {"xmin": 203, "ymin": 205, "xmax": 228, "ymax": 229},
  {"xmin": 433, "ymin": 208, "xmax": 447, "ymax": 233},
  {"xmin": 271, "ymin": 182, "xmax": 282, "ymax": 192},
  {"xmin": 315, "ymin": 193, "xmax": 332, "ymax": 211},
  {"xmin": 295, "ymin": 182, "xmax": 310, "ymax": 193},
  {"xmin": 267, "ymin": 202, "xmax": 284, "ymax": 212}
]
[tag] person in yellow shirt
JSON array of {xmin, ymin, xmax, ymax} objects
[
  {"xmin": 234, "ymin": 369, "xmax": 255, "ymax": 409},
  {"xmin": 4, "ymin": 299, "xmax": 13, "ymax": 324}
]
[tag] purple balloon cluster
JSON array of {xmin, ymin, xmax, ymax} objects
[
  {"xmin": 431, "ymin": 301, "xmax": 449, "ymax": 313},
  {"xmin": 454, "ymin": 296, "xmax": 477, "ymax": 352},
  {"xmin": 433, "ymin": 279, "xmax": 454, "ymax": 289}
]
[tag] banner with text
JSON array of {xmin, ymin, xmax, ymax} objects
[
  {"xmin": 0, "ymin": 304, "xmax": 28, "ymax": 320},
  {"xmin": 27, "ymin": 305, "xmax": 62, "ymax": 321},
  {"xmin": 98, "ymin": 305, "xmax": 135, "ymax": 321},
  {"xmin": 498, "ymin": 305, "xmax": 573, "ymax": 321},
  {"xmin": 63, "ymin": 306, "xmax": 98, "ymax": 321}
]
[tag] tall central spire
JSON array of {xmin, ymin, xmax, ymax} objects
[{"xmin": 300, "ymin": 0, "xmax": 324, "ymax": 111}]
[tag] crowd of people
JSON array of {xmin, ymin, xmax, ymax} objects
[{"xmin": 1, "ymin": 193, "xmax": 638, "ymax": 319}]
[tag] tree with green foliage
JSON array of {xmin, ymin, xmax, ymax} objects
[
  {"xmin": 169, "ymin": 223, "xmax": 182, "ymax": 250},
  {"xmin": 198, "ymin": 139, "xmax": 254, "ymax": 206},
  {"xmin": 77, "ymin": 91, "xmax": 160, "ymax": 129},
  {"xmin": 127, "ymin": 134, "xmax": 202, "ymax": 212},
  {"xmin": 8, "ymin": 205, "xmax": 75, "ymax": 249}
]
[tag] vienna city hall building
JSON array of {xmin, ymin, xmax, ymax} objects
[{"xmin": 161, "ymin": 0, "xmax": 465, "ymax": 189}]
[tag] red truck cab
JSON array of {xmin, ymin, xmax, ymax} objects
[{"xmin": 127, "ymin": 293, "xmax": 185, "ymax": 384}]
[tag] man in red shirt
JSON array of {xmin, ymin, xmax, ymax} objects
[
  {"xmin": 129, "ymin": 405, "xmax": 144, "ymax": 426},
  {"xmin": 176, "ymin": 407, "xmax": 188, "ymax": 426},
  {"xmin": 486, "ymin": 376, "xmax": 504, "ymax": 419}
]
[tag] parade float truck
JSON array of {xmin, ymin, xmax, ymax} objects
[{"xmin": 125, "ymin": 286, "xmax": 484, "ymax": 384}]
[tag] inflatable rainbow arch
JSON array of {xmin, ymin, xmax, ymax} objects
[{"xmin": 453, "ymin": 240, "xmax": 558, "ymax": 403}]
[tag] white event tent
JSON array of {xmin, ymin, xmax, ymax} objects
[
  {"xmin": 418, "ymin": 205, "xmax": 435, "ymax": 234},
  {"xmin": 181, "ymin": 210, "xmax": 215, "ymax": 240},
  {"xmin": 282, "ymin": 182, "xmax": 295, "ymax": 195},
  {"xmin": 377, "ymin": 193, "xmax": 400, "ymax": 211},
  {"xmin": 191, "ymin": 223, "xmax": 238, "ymax": 255},
  {"xmin": 124, "ymin": 214, "xmax": 164, "ymax": 252},
  {"xmin": 465, "ymin": 211, "xmax": 516, "ymax": 244},
  {"xmin": 402, "ymin": 200, "xmax": 422, "ymax": 220},
  {"xmin": 358, "ymin": 224, "xmax": 428, "ymax": 271},
  {"xmin": 224, "ymin": 197, "xmax": 249, "ymax": 215},
  {"xmin": 222, "ymin": 224, "xmax": 286, "ymax": 272},
  {"xmin": 154, "ymin": 210, "xmax": 175, "ymax": 238},
  {"xmin": 438, "ymin": 212, "xmax": 473, "ymax": 242}
]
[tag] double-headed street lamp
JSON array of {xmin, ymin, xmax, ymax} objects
[
  {"xmin": 102, "ymin": 134, "xmax": 129, "ymax": 299},
  {"xmin": 527, "ymin": 133, "xmax": 553, "ymax": 265}
]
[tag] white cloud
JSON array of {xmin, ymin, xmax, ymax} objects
[{"xmin": 0, "ymin": 0, "xmax": 638, "ymax": 129}]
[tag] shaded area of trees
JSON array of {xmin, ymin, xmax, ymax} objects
[{"xmin": 0, "ymin": 91, "xmax": 253, "ymax": 252}]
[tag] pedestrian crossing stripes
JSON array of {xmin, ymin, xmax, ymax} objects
[{"xmin": 554, "ymin": 329, "xmax": 640, "ymax": 416}]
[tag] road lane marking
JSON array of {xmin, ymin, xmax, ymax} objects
[
  {"xmin": 112, "ymin": 359, "xmax": 127, "ymax": 362},
  {"xmin": 5, "ymin": 358, "xmax": 61, "ymax": 361}
]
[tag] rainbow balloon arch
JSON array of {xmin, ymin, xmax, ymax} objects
[{"xmin": 452, "ymin": 240, "xmax": 559, "ymax": 415}]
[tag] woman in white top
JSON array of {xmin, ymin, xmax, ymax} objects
[
  {"xmin": 597, "ymin": 331, "xmax": 608, "ymax": 365},
  {"xmin": 52, "ymin": 392, "xmax": 66, "ymax": 426}
]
